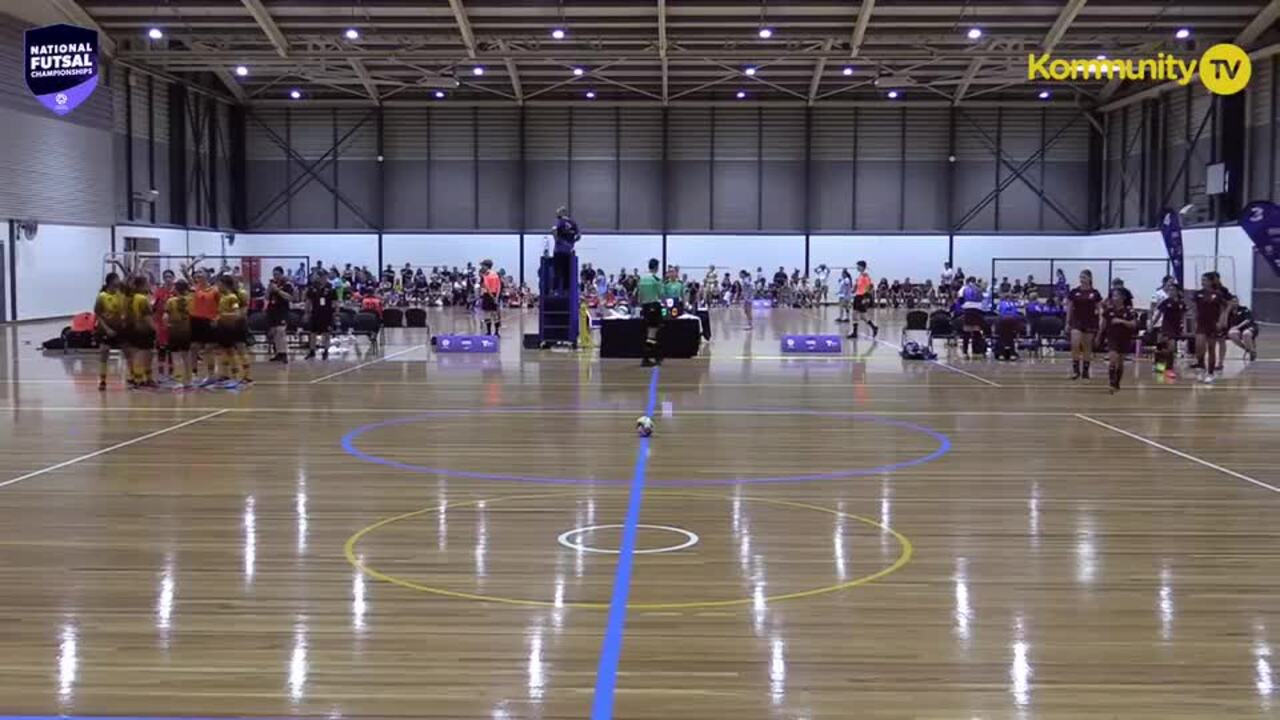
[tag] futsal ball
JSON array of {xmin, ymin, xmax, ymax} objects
[{"xmin": 636, "ymin": 416, "xmax": 654, "ymax": 437}]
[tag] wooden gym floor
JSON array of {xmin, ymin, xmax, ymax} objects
[{"xmin": 0, "ymin": 307, "xmax": 1278, "ymax": 719}]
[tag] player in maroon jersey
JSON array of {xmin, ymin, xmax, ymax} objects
[
  {"xmin": 1102, "ymin": 287, "xmax": 1138, "ymax": 393},
  {"xmin": 1192, "ymin": 272, "xmax": 1231, "ymax": 383},
  {"xmin": 1065, "ymin": 269, "xmax": 1103, "ymax": 380}
]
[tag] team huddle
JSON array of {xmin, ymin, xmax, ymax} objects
[{"xmin": 93, "ymin": 266, "xmax": 254, "ymax": 391}]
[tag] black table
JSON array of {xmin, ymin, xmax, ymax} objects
[{"xmin": 599, "ymin": 316, "xmax": 703, "ymax": 358}]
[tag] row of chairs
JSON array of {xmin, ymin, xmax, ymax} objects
[
  {"xmin": 906, "ymin": 309, "xmax": 1070, "ymax": 353},
  {"xmin": 247, "ymin": 309, "xmax": 383, "ymax": 350},
  {"xmin": 379, "ymin": 307, "xmax": 429, "ymax": 328}
]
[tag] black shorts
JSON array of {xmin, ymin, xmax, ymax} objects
[
  {"xmin": 481, "ymin": 295, "xmax": 500, "ymax": 313},
  {"xmin": 962, "ymin": 308, "xmax": 985, "ymax": 329},
  {"xmin": 641, "ymin": 302, "xmax": 664, "ymax": 327},
  {"xmin": 1106, "ymin": 326, "xmax": 1135, "ymax": 353},
  {"xmin": 309, "ymin": 313, "xmax": 334, "ymax": 334},
  {"xmin": 267, "ymin": 312, "xmax": 289, "ymax": 328},
  {"xmin": 191, "ymin": 317, "xmax": 214, "ymax": 344},
  {"xmin": 168, "ymin": 332, "xmax": 192, "ymax": 353},
  {"xmin": 1070, "ymin": 320, "xmax": 1099, "ymax": 334},
  {"xmin": 128, "ymin": 327, "xmax": 156, "ymax": 350},
  {"xmin": 217, "ymin": 319, "xmax": 248, "ymax": 348},
  {"xmin": 1195, "ymin": 323, "xmax": 1226, "ymax": 339},
  {"xmin": 95, "ymin": 329, "xmax": 123, "ymax": 349},
  {"xmin": 853, "ymin": 295, "xmax": 872, "ymax": 313}
]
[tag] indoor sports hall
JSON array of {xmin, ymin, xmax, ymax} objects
[{"xmin": 1, "ymin": 1, "xmax": 1280, "ymax": 719}]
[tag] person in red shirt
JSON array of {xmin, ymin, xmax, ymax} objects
[
  {"xmin": 152, "ymin": 269, "xmax": 176, "ymax": 378},
  {"xmin": 1065, "ymin": 269, "xmax": 1103, "ymax": 380},
  {"xmin": 479, "ymin": 258, "xmax": 503, "ymax": 336}
]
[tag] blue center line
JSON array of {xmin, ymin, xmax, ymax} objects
[{"xmin": 590, "ymin": 366, "xmax": 661, "ymax": 720}]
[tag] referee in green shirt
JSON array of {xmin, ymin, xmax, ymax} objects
[{"xmin": 637, "ymin": 258, "xmax": 664, "ymax": 367}]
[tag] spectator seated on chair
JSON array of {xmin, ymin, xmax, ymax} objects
[{"xmin": 993, "ymin": 293, "xmax": 1025, "ymax": 361}]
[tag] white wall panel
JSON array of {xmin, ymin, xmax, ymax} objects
[
  {"xmin": 233, "ymin": 233, "xmax": 377, "ymax": 273},
  {"xmin": 521, "ymin": 234, "xmax": 662, "ymax": 285},
  {"xmin": 385, "ymin": 234, "xmax": 520, "ymax": 277},
  {"xmin": 14, "ymin": 224, "xmax": 112, "ymax": 320},
  {"xmin": 811, "ymin": 236, "xmax": 950, "ymax": 282},
  {"xmin": 667, "ymin": 235, "xmax": 804, "ymax": 278}
]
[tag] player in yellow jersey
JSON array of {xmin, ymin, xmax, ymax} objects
[
  {"xmin": 94, "ymin": 273, "xmax": 126, "ymax": 391},
  {"xmin": 126, "ymin": 275, "xmax": 157, "ymax": 387},
  {"xmin": 215, "ymin": 275, "xmax": 251, "ymax": 387},
  {"xmin": 234, "ymin": 276, "xmax": 253, "ymax": 383},
  {"xmin": 165, "ymin": 280, "xmax": 195, "ymax": 388}
]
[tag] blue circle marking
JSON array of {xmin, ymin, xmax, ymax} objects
[{"xmin": 341, "ymin": 408, "xmax": 952, "ymax": 487}]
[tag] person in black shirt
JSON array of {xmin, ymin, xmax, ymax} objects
[
  {"xmin": 1227, "ymin": 304, "xmax": 1259, "ymax": 361},
  {"xmin": 266, "ymin": 266, "xmax": 294, "ymax": 363},
  {"xmin": 304, "ymin": 272, "xmax": 337, "ymax": 360}
]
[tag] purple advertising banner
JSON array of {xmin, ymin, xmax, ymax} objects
[
  {"xmin": 436, "ymin": 335, "xmax": 500, "ymax": 353},
  {"xmin": 781, "ymin": 335, "xmax": 843, "ymax": 353},
  {"xmin": 1158, "ymin": 208, "xmax": 1185, "ymax": 287},
  {"xmin": 24, "ymin": 23, "xmax": 99, "ymax": 116},
  {"xmin": 1240, "ymin": 200, "xmax": 1280, "ymax": 277}
]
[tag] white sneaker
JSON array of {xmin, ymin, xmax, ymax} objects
[{"xmin": 1203, "ymin": 373, "xmax": 1216, "ymax": 384}]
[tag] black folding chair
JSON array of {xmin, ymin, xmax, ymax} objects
[{"xmin": 354, "ymin": 311, "xmax": 383, "ymax": 349}]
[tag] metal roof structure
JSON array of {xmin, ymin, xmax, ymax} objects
[{"xmin": 12, "ymin": 1, "xmax": 1280, "ymax": 107}]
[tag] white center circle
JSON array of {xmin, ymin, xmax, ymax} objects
[{"xmin": 557, "ymin": 524, "xmax": 700, "ymax": 555}]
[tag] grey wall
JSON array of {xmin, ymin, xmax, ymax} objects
[
  {"xmin": 110, "ymin": 68, "xmax": 232, "ymax": 230},
  {"xmin": 0, "ymin": 13, "xmax": 115, "ymax": 227},
  {"xmin": 244, "ymin": 104, "xmax": 1094, "ymax": 235},
  {"xmin": 1100, "ymin": 56, "xmax": 1280, "ymax": 231}
]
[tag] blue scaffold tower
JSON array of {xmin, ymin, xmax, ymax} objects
[{"xmin": 536, "ymin": 254, "xmax": 579, "ymax": 348}]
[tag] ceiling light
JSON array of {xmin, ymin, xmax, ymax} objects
[
  {"xmin": 758, "ymin": 28, "xmax": 773, "ymax": 39},
  {"xmin": 1038, "ymin": 90, "xmax": 1051, "ymax": 100},
  {"xmin": 345, "ymin": 28, "xmax": 360, "ymax": 40},
  {"xmin": 585, "ymin": 90, "xmax": 596, "ymax": 99},
  {"xmin": 842, "ymin": 66, "xmax": 854, "ymax": 76},
  {"xmin": 434, "ymin": 90, "xmax": 446, "ymax": 99},
  {"xmin": 147, "ymin": 28, "xmax": 163, "ymax": 40},
  {"xmin": 887, "ymin": 90, "xmax": 900, "ymax": 99},
  {"xmin": 744, "ymin": 66, "xmax": 757, "ymax": 76},
  {"xmin": 551, "ymin": 28, "xmax": 566, "ymax": 40},
  {"xmin": 289, "ymin": 89, "xmax": 302, "ymax": 100},
  {"xmin": 736, "ymin": 90, "xmax": 747, "ymax": 99},
  {"xmin": 967, "ymin": 27, "xmax": 982, "ymax": 40},
  {"xmin": 573, "ymin": 67, "xmax": 585, "ymax": 76},
  {"xmin": 234, "ymin": 65, "xmax": 249, "ymax": 77},
  {"xmin": 1175, "ymin": 28, "xmax": 1191, "ymax": 40},
  {"xmin": 472, "ymin": 66, "xmax": 485, "ymax": 76},
  {"xmin": 1096, "ymin": 54, "xmax": 1108, "ymax": 60}
]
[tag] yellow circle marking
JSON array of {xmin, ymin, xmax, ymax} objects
[
  {"xmin": 1199, "ymin": 43, "xmax": 1251, "ymax": 96},
  {"xmin": 344, "ymin": 491, "xmax": 914, "ymax": 610}
]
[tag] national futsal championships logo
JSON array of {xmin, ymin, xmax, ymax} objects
[
  {"xmin": 1027, "ymin": 43, "xmax": 1251, "ymax": 96},
  {"xmin": 24, "ymin": 23, "xmax": 100, "ymax": 116}
]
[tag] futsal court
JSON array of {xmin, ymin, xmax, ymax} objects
[{"xmin": 1, "ymin": 307, "xmax": 1278, "ymax": 719}]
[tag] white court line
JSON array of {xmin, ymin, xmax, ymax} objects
[
  {"xmin": 0, "ymin": 409, "xmax": 230, "ymax": 490},
  {"xmin": 1074, "ymin": 413, "xmax": 1280, "ymax": 495},
  {"xmin": 4, "ymin": 407, "xmax": 1280, "ymax": 418},
  {"xmin": 308, "ymin": 344, "xmax": 426, "ymax": 384},
  {"xmin": 865, "ymin": 334, "xmax": 1003, "ymax": 387}
]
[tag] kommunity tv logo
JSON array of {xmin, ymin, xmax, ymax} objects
[{"xmin": 1027, "ymin": 43, "xmax": 1252, "ymax": 96}]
